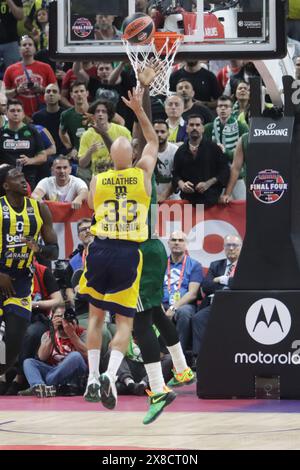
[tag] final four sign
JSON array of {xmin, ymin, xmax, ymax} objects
[{"xmin": 250, "ymin": 169, "xmax": 288, "ymax": 204}]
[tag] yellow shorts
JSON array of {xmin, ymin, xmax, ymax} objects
[
  {"xmin": 79, "ymin": 238, "xmax": 143, "ymax": 317},
  {"xmin": 0, "ymin": 273, "xmax": 33, "ymax": 320}
]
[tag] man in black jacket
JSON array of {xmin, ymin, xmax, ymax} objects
[
  {"xmin": 172, "ymin": 115, "xmax": 230, "ymax": 206},
  {"xmin": 191, "ymin": 234, "xmax": 242, "ymax": 358}
]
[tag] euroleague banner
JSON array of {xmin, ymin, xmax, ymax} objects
[{"xmin": 45, "ymin": 200, "xmax": 246, "ymax": 270}]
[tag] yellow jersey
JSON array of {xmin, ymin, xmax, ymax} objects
[
  {"xmin": 91, "ymin": 167, "xmax": 150, "ymax": 242},
  {"xmin": 0, "ymin": 196, "xmax": 43, "ymax": 273},
  {"xmin": 78, "ymin": 124, "xmax": 132, "ymax": 175}
]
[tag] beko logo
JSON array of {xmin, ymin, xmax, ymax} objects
[
  {"xmin": 245, "ymin": 298, "xmax": 291, "ymax": 345},
  {"xmin": 253, "ymin": 123, "xmax": 288, "ymax": 137}
]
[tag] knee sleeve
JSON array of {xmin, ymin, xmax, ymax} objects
[
  {"xmin": 152, "ymin": 306, "xmax": 179, "ymax": 347},
  {"xmin": 133, "ymin": 309, "xmax": 161, "ymax": 364}
]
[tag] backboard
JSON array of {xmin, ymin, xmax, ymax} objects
[{"xmin": 49, "ymin": 0, "xmax": 287, "ymax": 62}]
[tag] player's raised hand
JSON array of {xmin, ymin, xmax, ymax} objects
[
  {"xmin": 137, "ymin": 60, "xmax": 163, "ymax": 87},
  {"xmin": 122, "ymin": 87, "xmax": 144, "ymax": 112}
]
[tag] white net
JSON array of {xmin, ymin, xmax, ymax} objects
[{"xmin": 123, "ymin": 34, "xmax": 183, "ymax": 96}]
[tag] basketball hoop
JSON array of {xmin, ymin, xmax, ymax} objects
[{"xmin": 123, "ymin": 32, "xmax": 184, "ymax": 96}]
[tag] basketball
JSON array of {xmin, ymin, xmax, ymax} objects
[{"xmin": 122, "ymin": 13, "xmax": 155, "ymax": 45}]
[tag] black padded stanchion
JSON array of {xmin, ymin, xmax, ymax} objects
[{"xmin": 197, "ymin": 76, "xmax": 300, "ymax": 399}]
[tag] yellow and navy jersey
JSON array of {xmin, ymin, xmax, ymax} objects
[
  {"xmin": 91, "ymin": 167, "xmax": 150, "ymax": 242},
  {"xmin": 0, "ymin": 196, "xmax": 43, "ymax": 273}
]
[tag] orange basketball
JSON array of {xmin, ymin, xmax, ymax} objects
[{"xmin": 122, "ymin": 13, "xmax": 155, "ymax": 45}]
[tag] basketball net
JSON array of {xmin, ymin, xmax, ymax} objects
[{"xmin": 123, "ymin": 32, "xmax": 183, "ymax": 96}]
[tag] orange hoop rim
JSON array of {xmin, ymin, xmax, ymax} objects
[{"xmin": 153, "ymin": 32, "xmax": 184, "ymax": 53}]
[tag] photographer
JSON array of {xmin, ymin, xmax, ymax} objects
[
  {"xmin": 63, "ymin": 218, "xmax": 114, "ymax": 355},
  {"xmin": 19, "ymin": 304, "xmax": 88, "ymax": 398}
]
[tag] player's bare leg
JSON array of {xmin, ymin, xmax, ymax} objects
[
  {"xmin": 84, "ymin": 304, "xmax": 105, "ymax": 403},
  {"xmin": 100, "ymin": 315, "xmax": 134, "ymax": 410}
]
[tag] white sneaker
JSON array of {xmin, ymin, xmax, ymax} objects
[
  {"xmin": 84, "ymin": 376, "xmax": 101, "ymax": 403},
  {"xmin": 100, "ymin": 373, "xmax": 117, "ymax": 409}
]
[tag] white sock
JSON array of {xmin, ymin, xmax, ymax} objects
[
  {"xmin": 167, "ymin": 342, "xmax": 188, "ymax": 373},
  {"xmin": 88, "ymin": 349, "xmax": 100, "ymax": 381},
  {"xmin": 106, "ymin": 349, "xmax": 124, "ymax": 381},
  {"xmin": 124, "ymin": 378, "xmax": 134, "ymax": 386},
  {"xmin": 144, "ymin": 362, "xmax": 165, "ymax": 394}
]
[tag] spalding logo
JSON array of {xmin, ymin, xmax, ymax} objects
[{"xmin": 253, "ymin": 122, "xmax": 288, "ymax": 137}]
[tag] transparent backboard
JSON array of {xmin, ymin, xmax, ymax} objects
[{"xmin": 49, "ymin": 0, "xmax": 287, "ymax": 61}]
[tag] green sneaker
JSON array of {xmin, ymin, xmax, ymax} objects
[
  {"xmin": 84, "ymin": 377, "xmax": 101, "ymax": 403},
  {"xmin": 167, "ymin": 367, "xmax": 196, "ymax": 387},
  {"xmin": 143, "ymin": 386, "xmax": 177, "ymax": 425},
  {"xmin": 18, "ymin": 387, "xmax": 35, "ymax": 397},
  {"xmin": 18, "ymin": 384, "xmax": 56, "ymax": 398}
]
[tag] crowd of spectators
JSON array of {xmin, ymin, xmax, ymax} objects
[{"xmin": 0, "ymin": 0, "xmax": 299, "ymax": 397}]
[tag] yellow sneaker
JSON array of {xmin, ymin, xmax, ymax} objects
[{"xmin": 167, "ymin": 367, "xmax": 195, "ymax": 387}]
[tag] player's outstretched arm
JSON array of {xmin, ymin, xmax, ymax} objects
[
  {"xmin": 88, "ymin": 176, "xmax": 96, "ymax": 210},
  {"xmin": 122, "ymin": 87, "xmax": 158, "ymax": 176},
  {"xmin": 220, "ymin": 136, "xmax": 245, "ymax": 203}
]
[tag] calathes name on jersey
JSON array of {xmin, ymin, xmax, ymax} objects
[{"xmin": 102, "ymin": 177, "xmax": 138, "ymax": 185}]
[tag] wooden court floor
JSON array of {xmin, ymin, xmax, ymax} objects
[{"xmin": 1, "ymin": 385, "xmax": 300, "ymax": 450}]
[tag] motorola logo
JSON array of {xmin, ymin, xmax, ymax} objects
[{"xmin": 245, "ymin": 298, "xmax": 291, "ymax": 345}]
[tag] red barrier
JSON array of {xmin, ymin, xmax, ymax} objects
[
  {"xmin": 46, "ymin": 200, "xmax": 245, "ymax": 269},
  {"xmin": 183, "ymin": 12, "xmax": 225, "ymax": 39}
]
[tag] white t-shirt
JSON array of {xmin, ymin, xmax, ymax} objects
[
  {"xmin": 155, "ymin": 142, "xmax": 180, "ymax": 200},
  {"xmin": 35, "ymin": 175, "xmax": 88, "ymax": 202}
]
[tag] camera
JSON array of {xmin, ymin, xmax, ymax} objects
[
  {"xmin": 63, "ymin": 301, "xmax": 78, "ymax": 323},
  {"xmin": 53, "ymin": 259, "xmax": 69, "ymax": 290}
]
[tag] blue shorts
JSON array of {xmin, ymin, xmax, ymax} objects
[
  {"xmin": 78, "ymin": 238, "xmax": 143, "ymax": 317},
  {"xmin": 0, "ymin": 270, "xmax": 33, "ymax": 321}
]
